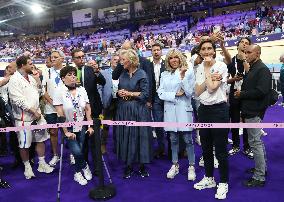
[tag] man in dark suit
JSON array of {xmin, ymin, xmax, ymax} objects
[
  {"xmin": 149, "ymin": 43, "xmax": 167, "ymax": 158},
  {"xmin": 71, "ymin": 49, "xmax": 106, "ymax": 172}
]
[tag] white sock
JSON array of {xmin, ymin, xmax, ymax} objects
[
  {"xmin": 23, "ymin": 161, "xmax": 31, "ymax": 168},
  {"xmin": 38, "ymin": 156, "xmax": 45, "ymax": 164}
]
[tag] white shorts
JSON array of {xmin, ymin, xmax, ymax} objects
[{"xmin": 15, "ymin": 116, "xmax": 50, "ymax": 149}]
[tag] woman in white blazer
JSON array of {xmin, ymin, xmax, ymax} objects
[{"xmin": 157, "ymin": 49, "xmax": 196, "ymax": 181}]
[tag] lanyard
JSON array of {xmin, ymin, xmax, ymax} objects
[{"xmin": 66, "ymin": 90, "xmax": 80, "ymax": 122}]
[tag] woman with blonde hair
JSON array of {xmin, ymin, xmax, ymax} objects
[
  {"xmin": 115, "ymin": 49, "xmax": 152, "ymax": 179},
  {"xmin": 157, "ymin": 48, "xmax": 196, "ymax": 181}
]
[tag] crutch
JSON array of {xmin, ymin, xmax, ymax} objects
[{"xmin": 56, "ymin": 117, "xmax": 66, "ymax": 202}]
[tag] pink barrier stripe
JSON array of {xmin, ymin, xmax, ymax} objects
[{"xmin": 0, "ymin": 121, "xmax": 283, "ymax": 133}]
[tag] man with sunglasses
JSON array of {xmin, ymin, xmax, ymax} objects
[{"xmin": 71, "ymin": 49, "xmax": 106, "ymax": 173}]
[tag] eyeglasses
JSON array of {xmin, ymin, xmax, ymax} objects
[{"xmin": 73, "ymin": 56, "xmax": 85, "ymax": 60}]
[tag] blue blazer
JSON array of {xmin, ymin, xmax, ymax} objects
[
  {"xmin": 98, "ymin": 68, "xmax": 113, "ymax": 109},
  {"xmin": 157, "ymin": 68, "xmax": 195, "ymax": 132}
]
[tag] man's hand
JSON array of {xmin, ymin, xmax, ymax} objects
[
  {"xmin": 233, "ymin": 75, "xmax": 243, "ymax": 82},
  {"xmin": 87, "ymin": 127, "xmax": 94, "ymax": 136},
  {"xmin": 146, "ymin": 102, "xmax": 152, "ymax": 109},
  {"xmin": 234, "ymin": 90, "xmax": 241, "ymax": 98}
]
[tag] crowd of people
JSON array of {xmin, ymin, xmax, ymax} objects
[
  {"xmin": 185, "ymin": 4, "xmax": 284, "ymax": 46},
  {"xmin": 1, "ymin": 28, "xmax": 279, "ymax": 200}
]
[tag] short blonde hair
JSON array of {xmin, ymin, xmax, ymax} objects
[
  {"xmin": 120, "ymin": 49, "xmax": 140, "ymax": 68},
  {"xmin": 165, "ymin": 49, "xmax": 188, "ymax": 72}
]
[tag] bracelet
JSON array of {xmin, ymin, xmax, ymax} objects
[{"xmin": 131, "ymin": 92, "xmax": 134, "ymax": 97}]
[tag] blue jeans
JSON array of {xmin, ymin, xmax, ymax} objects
[
  {"xmin": 168, "ymin": 131, "xmax": 195, "ymax": 165},
  {"xmin": 66, "ymin": 127, "xmax": 87, "ymax": 172},
  {"xmin": 152, "ymin": 94, "xmax": 165, "ymax": 151}
]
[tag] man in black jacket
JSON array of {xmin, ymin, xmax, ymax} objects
[
  {"xmin": 71, "ymin": 49, "xmax": 106, "ymax": 172},
  {"xmin": 234, "ymin": 44, "xmax": 271, "ymax": 188}
]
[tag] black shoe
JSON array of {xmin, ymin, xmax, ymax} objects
[
  {"xmin": 154, "ymin": 149, "xmax": 165, "ymax": 159},
  {"xmin": 138, "ymin": 167, "xmax": 149, "ymax": 178},
  {"xmin": 0, "ymin": 149, "xmax": 8, "ymax": 157},
  {"xmin": 246, "ymin": 168, "xmax": 268, "ymax": 176},
  {"xmin": 243, "ymin": 149, "xmax": 254, "ymax": 159},
  {"xmin": 123, "ymin": 167, "xmax": 134, "ymax": 179},
  {"xmin": 243, "ymin": 178, "xmax": 265, "ymax": 187},
  {"xmin": 0, "ymin": 180, "xmax": 10, "ymax": 189},
  {"xmin": 11, "ymin": 159, "xmax": 21, "ymax": 169}
]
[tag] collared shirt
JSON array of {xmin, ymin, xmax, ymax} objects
[{"xmin": 153, "ymin": 59, "xmax": 162, "ymax": 90}]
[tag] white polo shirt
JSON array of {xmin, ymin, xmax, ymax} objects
[
  {"xmin": 53, "ymin": 86, "xmax": 89, "ymax": 132},
  {"xmin": 195, "ymin": 61, "xmax": 228, "ymax": 105},
  {"xmin": 42, "ymin": 67, "xmax": 65, "ymax": 114}
]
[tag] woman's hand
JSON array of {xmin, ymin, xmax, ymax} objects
[
  {"xmin": 65, "ymin": 132, "xmax": 76, "ymax": 140},
  {"xmin": 180, "ymin": 68, "xmax": 187, "ymax": 80},
  {"xmin": 176, "ymin": 89, "xmax": 185, "ymax": 96},
  {"xmin": 87, "ymin": 127, "xmax": 94, "ymax": 136}
]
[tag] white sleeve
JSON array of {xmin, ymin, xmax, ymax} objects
[
  {"xmin": 53, "ymin": 89, "xmax": 63, "ymax": 106},
  {"xmin": 8, "ymin": 77, "xmax": 30, "ymax": 111},
  {"xmin": 195, "ymin": 65, "xmax": 204, "ymax": 85}
]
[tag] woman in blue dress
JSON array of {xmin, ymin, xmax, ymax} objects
[{"xmin": 115, "ymin": 49, "xmax": 152, "ymax": 179}]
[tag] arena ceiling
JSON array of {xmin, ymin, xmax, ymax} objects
[{"xmin": 0, "ymin": 0, "xmax": 138, "ymax": 23}]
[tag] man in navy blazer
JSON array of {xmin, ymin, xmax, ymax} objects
[
  {"xmin": 97, "ymin": 54, "xmax": 120, "ymax": 153},
  {"xmin": 71, "ymin": 49, "xmax": 106, "ymax": 171},
  {"xmin": 149, "ymin": 43, "xmax": 167, "ymax": 158}
]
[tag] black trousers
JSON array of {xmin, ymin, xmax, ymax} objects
[
  {"xmin": 83, "ymin": 119, "xmax": 100, "ymax": 173},
  {"xmin": 229, "ymin": 93, "xmax": 250, "ymax": 150},
  {"xmin": 198, "ymin": 103, "xmax": 229, "ymax": 183}
]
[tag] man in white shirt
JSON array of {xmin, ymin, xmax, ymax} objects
[
  {"xmin": 8, "ymin": 55, "xmax": 53, "ymax": 179},
  {"xmin": 150, "ymin": 43, "xmax": 167, "ymax": 158},
  {"xmin": 42, "ymin": 50, "xmax": 65, "ymax": 167}
]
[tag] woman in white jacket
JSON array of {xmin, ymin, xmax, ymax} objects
[{"xmin": 157, "ymin": 49, "xmax": 196, "ymax": 181}]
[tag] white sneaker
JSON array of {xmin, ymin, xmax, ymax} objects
[
  {"xmin": 70, "ymin": 154, "xmax": 75, "ymax": 165},
  {"xmin": 49, "ymin": 155, "xmax": 60, "ymax": 167},
  {"xmin": 214, "ymin": 155, "xmax": 219, "ymax": 168},
  {"xmin": 82, "ymin": 164, "xmax": 92, "ymax": 181},
  {"xmin": 215, "ymin": 183, "xmax": 229, "ymax": 200},
  {"xmin": 227, "ymin": 138, "xmax": 233, "ymax": 144},
  {"xmin": 188, "ymin": 166, "xmax": 196, "ymax": 181},
  {"xmin": 38, "ymin": 162, "xmax": 54, "ymax": 174},
  {"xmin": 166, "ymin": 164, "xmax": 179, "ymax": 179},
  {"xmin": 194, "ymin": 176, "xmax": 216, "ymax": 190},
  {"xmin": 74, "ymin": 172, "xmax": 88, "ymax": 185},
  {"xmin": 24, "ymin": 164, "xmax": 36, "ymax": 180},
  {"xmin": 199, "ymin": 156, "xmax": 204, "ymax": 167}
]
